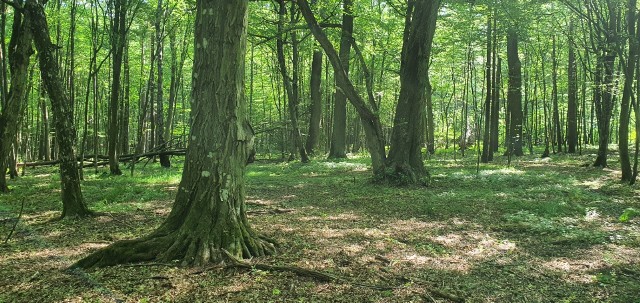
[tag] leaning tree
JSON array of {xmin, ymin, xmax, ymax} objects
[{"xmin": 74, "ymin": 0, "xmax": 275, "ymax": 268}]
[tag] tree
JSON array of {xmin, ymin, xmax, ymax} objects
[
  {"xmin": 618, "ymin": 0, "xmax": 637, "ymax": 182},
  {"xmin": 481, "ymin": 13, "xmax": 493, "ymax": 163},
  {"xmin": 275, "ymin": 0, "xmax": 308, "ymax": 163},
  {"xmin": 566, "ymin": 20, "xmax": 578, "ymax": 153},
  {"xmin": 107, "ymin": 0, "xmax": 129, "ymax": 175},
  {"xmin": 0, "ymin": 6, "xmax": 33, "ymax": 192},
  {"xmin": 385, "ymin": 0, "xmax": 440, "ymax": 183},
  {"xmin": 74, "ymin": 0, "xmax": 274, "ymax": 268},
  {"xmin": 328, "ymin": 0, "xmax": 353, "ymax": 159},
  {"xmin": 155, "ymin": 0, "xmax": 171, "ymax": 168},
  {"xmin": 305, "ymin": 49, "xmax": 323, "ymax": 155},
  {"xmin": 25, "ymin": 0, "xmax": 93, "ymax": 218},
  {"xmin": 506, "ymin": 28, "xmax": 523, "ymax": 156}
]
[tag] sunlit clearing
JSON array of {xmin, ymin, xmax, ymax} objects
[{"xmin": 479, "ymin": 168, "xmax": 525, "ymax": 176}]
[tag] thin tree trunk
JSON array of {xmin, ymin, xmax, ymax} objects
[
  {"xmin": 107, "ymin": 0, "xmax": 128, "ymax": 175},
  {"xmin": 26, "ymin": 0, "xmax": 93, "ymax": 218},
  {"xmin": 618, "ymin": 0, "xmax": 637, "ymax": 181},
  {"xmin": 328, "ymin": 0, "xmax": 353, "ymax": 159},
  {"xmin": 306, "ymin": 49, "xmax": 322, "ymax": 155},
  {"xmin": 0, "ymin": 8, "xmax": 33, "ymax": 192},
  {"xmin": 567, "ymin": 21, "xmax": 578, "ymax": 153},
  {"xmin": 506, "ymin": 29, "xmax": 523, "ymax": 157},
  {"xmin": 481, "ymin": 13, "xmax": 493, "ymax": 163}
]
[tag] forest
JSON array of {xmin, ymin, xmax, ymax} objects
[{"xmin": 0, "ymin": 0, "xmax": 639, "ymax": 302}]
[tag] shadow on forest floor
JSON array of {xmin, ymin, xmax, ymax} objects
[{"xmin": 0, "ymin": 148, "xmax": 639, "ymax": 302}]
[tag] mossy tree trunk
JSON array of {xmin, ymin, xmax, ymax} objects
[
  {"xmin": 74, "ymin": 0, "xmax": 274, "ymax": 268},
  {"xmin": 26, "ymin": 0, "xmax": 92, "ymax": 218},
  {"xmin": 385, "ymin": 0, "xmax": 440, "ymax": 185},
  {"xmin": 0, "ymin": 9, "xmax": 33, "ymax": 192}
]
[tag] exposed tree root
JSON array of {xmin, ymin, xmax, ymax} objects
[
  {"xmin": 72, "ymin": 228, "xmax": 276, "ymax": 269},
  {"xmin": 221, "ymin": 250, "xmax": 464, "ymax": 302},
  {"xmin": 375, "ymin": 163, "xmax": 431, "ymax": 186}
]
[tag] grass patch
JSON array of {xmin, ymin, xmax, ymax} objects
[{"xmin": 0, "ymin": 149, "xmax": 639, "ymax": 302}]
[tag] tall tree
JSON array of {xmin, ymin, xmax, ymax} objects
[
  {"xmin": 327, "ymin": 0, "xmax": 353, "ymax": 159},
  {"xmin": 74, "ymin": 0, "xmax": 274, "ymax": 268},
  {"xmin": 481, "ymin": 13, "xmax": 493, "ymax": 163},
  {"xmin": 107, "ymin": 0, "xmax": 128, "ymax": 175},
  {"xmin": 305, "ymin": 49, "xmax": 323, "ymax": 155},
  {"xmin": 618, "ymin": 0, "xmax": 637, "ymax": 181},
  {"xmin": 25, "ymin": 0, "xmax": 93, "ymax": 218},
  {"xmin": 566, "ymin": 20, "xmax": 578, "ymax": 153},
  {"xmin": 386, "ymin": 0, "xmax": 440, "ymax": 184},
  {"xmin": 0, "ymin": 4, "xmax": 33, "ymax": 192},
  {"xmin": 506, "ymin": 28, "xmax": 523, "ymax": 156},
  {"xmin": 298, "ymin": 0, "xmax": 387, "ymax": 176},
  {"xmin": 551, "ymin": 35, "xmax": 562, "ymax": 153},
  {"xmin": 155, "ymin": 0, "xmax": 170, "ymax": 167},
  {"xmin": 275, "ymin": 0, "xmax": 308, "ymax": 162}
]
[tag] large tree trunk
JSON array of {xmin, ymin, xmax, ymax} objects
[
  {"xmin": 0, "ymin": 10, "xmax": 33, "ymax": 192},
  {"xmin": 506, "ymin": 29, "xmax": 523, "ymax": 157},
  {"xmin": 74, "ymin": 0, "xmax": 273, "ymax": 268},
  {"xmin": 328, "ymin": 0, "xmax": 353, "ymax": 159},
  {"xmin": 305, "ymin": 49, "xmax": 322, "ymax": 155},
  {"xmin": 26, "ymin": 0, "xmax": 92, "ymax": 218},
  {"xmin": 385, "ymin": 0, "xmax": 440, "ymax": 184},
  {"xmin": 567, "ymin": 21, "xmax": 578, "ymax": 153},
  {"xmin": 107, "ymin": 0, "xmax": 128, "ymax": 175}
]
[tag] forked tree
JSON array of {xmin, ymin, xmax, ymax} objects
[{"xmin": 74, "ymin": 0, "xmax": 274, "ymax": 268}]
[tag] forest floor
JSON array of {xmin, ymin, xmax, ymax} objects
[{"xmin": 0, "ymin": 148, "xmax": 639, "ymax": 303}]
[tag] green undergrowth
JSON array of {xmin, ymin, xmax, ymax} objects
[{"xmin": 0, "ymin": 148, "xmax": 639, "ymax": 302}]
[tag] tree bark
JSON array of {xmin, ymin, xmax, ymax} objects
[
  {"xmin": 155, "ymin": 0, "xmax": 170, "ymax": 168},
  {"xmin": 386, "ymin": 0, "xmax": 440, "ymax": 184},
  {"xmin": 107, "ymin": 0, "xmax": 128, "ymax": 175},
  {"xmin": 506, "ymin": 29, "xmax": 523, "ymax": 156},
  {"xmin": 567, "ymin": 21, "xmax": 578, "ymax": 153},
  {"xmin": 328, "ymin": 0, "xmax": 353, "ymax": 159},
  {"xmin": 552, "ymin": 36, "xmax": 562, "ymax": 153},
  {"xmin": 0, "ymin": 8, "xmax": 33, "ymax": 192},
  {"xmin": 305, "ymin": 49, "xmax": 322, "ymax": 155},
  {"xmin": 25, "ymin": 0, "xmax": 92, "ymax": 218},
  {"xmin": 74, "ymin": 0, "xmax": 274, "ymax": 268},
  {"xmin": 618, "ymin": 0, "xmax": 637, "ymax": 181},
  {"xmin": 297, "ymin": 0, "xmax": 386, "ymax": 176},
  {"xmin": 481, "ymin": 13, "xmax": 493, "ymax": 163}
]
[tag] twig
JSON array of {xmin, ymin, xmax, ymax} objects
[{"xmin": 3, "ymin": 198, "xmax": 25, "ymax": 245}]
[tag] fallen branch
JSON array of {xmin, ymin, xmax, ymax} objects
[
  {"xmin": 222, "ymin": 250, "xmax": 465, "ymax": 302},
  {"xmin": 18, "ymin": 149, "xmax": 187, "ymax": 168},
  {"xmin": 247, "ymin": 208, "xmax": 295, "ymax": 215},
  {"xmin": 3, "ymin": 198, "xmax": 25, "ymax": 245}
]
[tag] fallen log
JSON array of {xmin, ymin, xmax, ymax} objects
[{"xmin": 18, "ymin": 149, "xmax": 187, "ymax": 168}]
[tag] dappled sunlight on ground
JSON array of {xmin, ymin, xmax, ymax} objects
[{"xmin": 1, "ymin": 152, "xmax": 639, "ymax": 302}]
